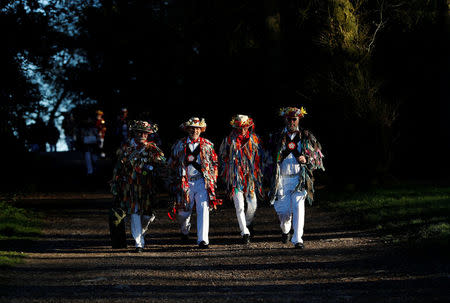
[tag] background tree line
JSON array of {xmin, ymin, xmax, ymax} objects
[{"xmin": 0, "ymin": 0, "xmax": 448, "ymax": 190}]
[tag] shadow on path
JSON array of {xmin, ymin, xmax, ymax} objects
[{"xmin": 1, "ymin": 194, "xmax": 449, "ymax": 303}]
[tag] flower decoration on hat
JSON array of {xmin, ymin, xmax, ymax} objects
[
  {"xmin": 279, "ymin": 106, "xmax": 307, "ymax": 119},
  {"xmin": 230, "ymin": 114, "xmax": 254, "ymax": 129},
  {"xmin": 129, "ymin": 120, "xmax": 158, "ymax": 133},
  {"xmin": 180, "ymin": 117, "xmax": 207, "ymax": 131}
]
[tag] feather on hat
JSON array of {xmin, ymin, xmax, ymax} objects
[{"xmin": 279, "ymin": 107, "xmax": 307, "ymax": 119}]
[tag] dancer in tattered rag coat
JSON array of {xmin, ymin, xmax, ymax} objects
[
  {"xmin": 268, "ymin": 107, "xmax": 325, "ymax": 249},
  {"xmin": 111, "ymin": 120, "xmax": 166, "ymax": 252},
  {"xmin": 219, "ymin": 114, "xmax": 264, "ymax": 244},
  {"xmin": 168, "ymin": 117, "xmax": 222, "ymax": 249}
]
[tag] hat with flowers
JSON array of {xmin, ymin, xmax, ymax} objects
[
  {"xmin": 230, "ymin": 114, "xmax": 254, "ymax": 129},
  {"xmin": 180, "ymin": 117, "xmax": 207, "ymax": 132},
  {"xmin": 129, "ymin": 120, "xmax": 158, "ymax": 133},
  {"xmin": 279, "ymin": 107, "xmax": 307, "ymax": 119}
]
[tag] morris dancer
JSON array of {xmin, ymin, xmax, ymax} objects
[
  {"xmin": 268, "ymin": 107, "xmax": 324, "ymax": 249},
  {"xmin": 168, "ymin": 117, "xmax": 221, "ymax": 249},
  {"xmin": 111, "ymin": 120, "xmax": 166, "ymax": 252},
  {"xmin": 219, "ymin": 114, "xmax": 264, "ymax": 244}
]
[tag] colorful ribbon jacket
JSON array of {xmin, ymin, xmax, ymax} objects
[
  {"xmin": 111, "ymin": 139, "xmax": 166, "ymax": 215},
  {"xmin": 268, "ymin": 128, "xmax": 325, "ymax": 205},
  {"xmin": 168, "ymin": 137, "xmax": 222, "ymax": 211},
  {"xmin": 219, "ymin": 131, "xmax": 264, "ymax": 200}
]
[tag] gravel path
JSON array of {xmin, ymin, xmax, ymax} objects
[{"xmin": 0, "ymin": 194, "xmax": 448, "ymax": 302}]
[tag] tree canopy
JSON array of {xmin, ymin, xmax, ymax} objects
[{"xmin": 1, "ymin": 0, "xmax": 448, "ymax": 186}]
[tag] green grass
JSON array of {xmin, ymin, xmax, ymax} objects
[
  {"xmin": 0, "ymin": 251, "xmax": 27, "ymax": 267},
  {"xmin": 0, "ymin": 200, "xmax": 42, "ymax": 267},
  {"xmin": 321, "ymin": 186, "xmax": 450, "ymax": 249}
]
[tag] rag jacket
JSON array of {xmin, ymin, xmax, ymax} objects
[
  {"xmin": 219, "ymin": 131, "xmax": 264, "ymax": 199},
  {"xmin": 268, "ymin": 128, "xmax": 325, "ymax": 205},
  {"xmin": 111, "ymin": 139, "xmax": 166, "ymax": 215},
  {"xmin": 168, "ymin": 137, "xmax": 221, "ymax": 211}
]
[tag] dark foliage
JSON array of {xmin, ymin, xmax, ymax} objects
[{"xmin": 0, "ymin": 0, "xmax": 448, "ymax": 190}]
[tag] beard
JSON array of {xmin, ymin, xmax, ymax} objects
[{"xmin": 287, "ymin": 125, "xmax": 298, "ymax": 133}]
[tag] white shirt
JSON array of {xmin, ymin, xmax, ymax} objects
[
  {"xmin": 280, "ymin": 128, "xmax": 301, "ymax": 176},
  {"xmin": 186, "ymin": 137, "xmax": 202, "ymax": 178}
]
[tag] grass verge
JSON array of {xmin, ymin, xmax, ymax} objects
[
  {"xmin": 0, "ymin": 251, "xmax": 27, "ymax": 267},
  {"xmin": 321, "ymin": 186, "xmax": 450, "ymax": 251},
  {"xmin": 0, "ymin": 200, "xmax": 42, "ymax": 267}
]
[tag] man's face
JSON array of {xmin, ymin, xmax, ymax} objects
[
  {"xmin": 285, "ymin": 116, "xmax": 299, "ymax": 132},
  {"xmin": 135, "ymin": 131, "xmax": 149, "ymax": 143},
  {"xmin": 237, "ymin": 126, "xmax": 249, "ymax": 137},
  {"xmin": 187, "ymin": 127, "xmax": 201, "ymax": 141}
]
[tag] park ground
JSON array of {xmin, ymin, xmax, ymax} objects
[{"xmin": 0, "ymin": 189, "xmax": 449, "ymax": 303}]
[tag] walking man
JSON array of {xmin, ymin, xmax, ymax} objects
[
  {"xmin": 80, "ymin": 116, "xmax": 99, "ymax": 176},
  {"xmin": 111, "ymin": 120, "xmax": 166, "ymax": 252},
  {"xmin": 268, "ymin": 107, "xmax": 324, "ymax": 249},
  {"xmin": 95, "ymin": 110, "xmax": 107, "ymax": 158},
  {"xmin": 168, "ymin": 117, "xmax": 221, "ymax": 249},
  {"xmin": 219, "ymin": 114, "xmax": 264, "ymax": 244}
]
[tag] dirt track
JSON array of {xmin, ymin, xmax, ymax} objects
[{"xmin": 0, "ymin": 194, "xmax": 449, "ymax": 302}]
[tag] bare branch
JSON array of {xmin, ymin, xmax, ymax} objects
[
  {"xmin": 46, "ymin": 54, "xmax": 75, "ymax": 126},
  {"xmin": 367, "ymin": 0, "xmax": 386, "ymax": 53}
]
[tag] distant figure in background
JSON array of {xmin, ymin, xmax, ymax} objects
[
  {"xmin": 219, "ymin": 114, "xmax": 264, "ymax": 244},
  {"xmin": 46, "ymin": 122, "xmax": 60, "ymax": 152},
  {"xmin": 96, "ymin": 110, "xmax": 107, "ymax": 158},
  {"xmin": 62, "ymin": 112, "xmax": 77, "ymax": 151},
  {"xmin": 116, "ymin": 108, "xmax": 129, "ymax": 146},
  {"xmin": 80, "ymin": 117, "xmax": 100, "ymax": 175},
  {"xmin": 28, "ymin": 118, "xmax": 47, "ymax": 152}
]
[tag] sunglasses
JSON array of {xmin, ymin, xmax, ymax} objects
[{"xmin": 287, "ymin": 117, "xmax": 298, "ymax": 122}]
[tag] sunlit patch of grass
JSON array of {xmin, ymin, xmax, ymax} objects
[
  {"xmin": 0, "ymin": 251, "xmax": 26, "ymax": 267},
  {"xmin": 0, "ymin": 201, "xmax": 41, "ymax": 240},
  {"xmin": 322, "ymin": 186, "xmax": 450, "ymax": 249},
  {"xmin": 414, "ymin": 223, "xmax": 450, "ymax": 249},
  {"xmin": 0, "ymin": 200, "xmax": 42, "ymax": 267}
]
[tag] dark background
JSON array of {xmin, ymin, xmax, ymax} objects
[{"xmin": 1, "ymin": 0, "xmax": 449, "ymax": 192}]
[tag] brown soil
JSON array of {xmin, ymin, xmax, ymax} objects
[{"xmin": 0, "ymin": 193, "xmax": 448, "ymax": 302}]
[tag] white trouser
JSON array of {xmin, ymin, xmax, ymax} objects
[
  {"xmin": 130, "ymin": 204, "xmax": 154, "ymax": 248},
  {"xmin": 177, "ymin": 178, "xmax": 210, "ymax": 244},
  {"xmin": 232, "ymin": 191, "xmax": 257, "ymax": 236},
  {"xmin": 273, "ymin": 176, "xmax": 306, "ymax": 244}
]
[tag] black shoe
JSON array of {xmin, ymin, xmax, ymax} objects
[
  {"xmin": 198, "ymin": 241, "xmax": 209, "ymax": 249},
  {"xmin": 281, "ymin": 233, "xmax": 291, "ymax": 244},
  {"xmin": 294, "ymin": 242, "xmax": 304, "ymax": 249},
  {"xmin": 135, "ymin": 247, "xmax": 144, "ymax": 253},
  {"xmin": 181, "ymin": 234, "xmax": 190, "ymax": 244},
  {"xmin": 242, "ymin": 234, "xmax": 250, "ymax": 244}
]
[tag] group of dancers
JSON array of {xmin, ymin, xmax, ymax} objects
[{"xmin": 110, "ymin": 107, "xmax": 324, "ymax": 252}]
